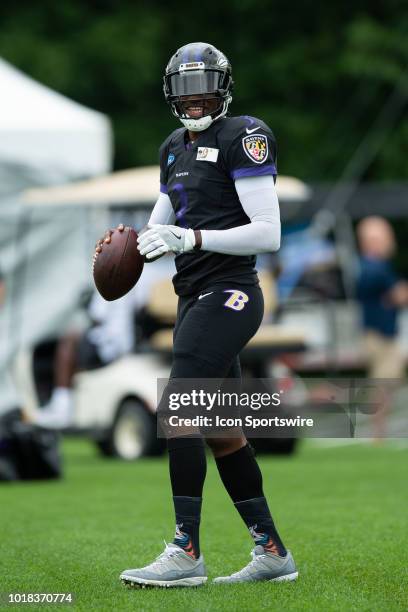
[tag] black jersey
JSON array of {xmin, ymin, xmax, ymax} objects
[{"xmin": 159, "ymin": 115, "xmax": 277, "ymax": 296}]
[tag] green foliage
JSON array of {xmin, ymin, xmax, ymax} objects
[{"xmin": 0, "ymin": 2, "xmax": 407, "ymax": 180}]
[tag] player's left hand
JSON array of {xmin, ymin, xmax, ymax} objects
[
  {"xmin": 137, "ymin": 224, "xmax": 196, "ymax": 259},
  {"xmin": 93, "ymin": 223, "xmax": 125, "ymax": 266},
  {"xmin": 94, "ymin": 223, "xmax": 125, "ymax": 252}
]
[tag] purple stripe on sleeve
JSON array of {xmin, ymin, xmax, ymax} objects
[
  {"xmin": 231, "ymin": 164, "xmax": 277, "ymax": 180},
  {"xmin": 243, "ymin": 115, "xmax": 256, "ymax": 127},
  {"xmin": 160, "ymin": 183, "xmax": 168, "ymax": 194}
]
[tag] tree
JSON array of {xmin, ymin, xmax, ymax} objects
[{"xmin": 0, "ymin": 1, "xmax": 407, "ymax": 180}]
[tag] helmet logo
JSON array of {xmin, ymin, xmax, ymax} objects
[
  {"xmin": 242, "ymin": 134, "xmax": 268, "ymax": 164},
  {"xmin": 217, "ymin": 57, "xmax": 229, "ymax": 68}
]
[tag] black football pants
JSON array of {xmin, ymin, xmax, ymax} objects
[
  {"xmin": 170, "ymin": 283, "xmax": 264, "ymax": 380},
  {"xmin": 164, "ymin": 283, "xmax": 287, "ymax": 559}
]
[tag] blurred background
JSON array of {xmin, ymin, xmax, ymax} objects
[{"xmin": 1, "ymin": 1, "xmax": 408, "ymax": 465}]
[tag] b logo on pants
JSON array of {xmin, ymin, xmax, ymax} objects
[{"xmin": 223, "ymin": 290, "xmax": 249, "ymax": 311}]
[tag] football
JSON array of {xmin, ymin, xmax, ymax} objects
[{"xmin": 93, "ymin": 226, "xmax": 143, "ymax": 301}]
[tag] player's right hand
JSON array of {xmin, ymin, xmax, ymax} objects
[
  {"xmin": 137, "ymin": 224, "xmax": 196, "ymax": 259},
  {"xmin": 138, "ymin": 225, "xmax": 164, "ymax": 263}
]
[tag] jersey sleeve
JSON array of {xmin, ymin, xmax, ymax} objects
[{"xmin": 226, "ymin": 122, "xmax": 277, "ymax": 181}]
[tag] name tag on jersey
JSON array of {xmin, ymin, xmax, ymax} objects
[{"xmin": 196, "ymin": 147, "xmax": 219, "ymax": 162}]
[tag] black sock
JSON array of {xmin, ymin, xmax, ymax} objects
[
  {"xmin": 168, "ymin": 436, "xmax": 207, "ymax": 497},
  {"xmin": 215, "ymin": 444, "xmax": 287, "ymax": 557},
  {"xmin": 168, "ymin": 437, "xmax": 206, "ymax": 558},
  {"xmin": 173, "ymin": 495, "xmax": 202, "ymax": 559},
  {"xmin": 235, "ymin": 496, "xmax": 287, "ymax": 556},
  {"xmin": 215, "ymin": 443, "xmax": 263, "ymax": 501}
]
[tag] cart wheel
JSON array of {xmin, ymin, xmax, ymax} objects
[{"xmin": 96, "ymin": 399, "xmax": 164, "ymax": 460}]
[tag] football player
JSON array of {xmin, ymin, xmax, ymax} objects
[{"xmin": 119, "ymin": 42, "xmax": 298, "ymax": 587}]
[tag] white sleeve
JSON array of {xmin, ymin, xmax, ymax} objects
[
  {"xmin": 200, "ymin": 176, "xmax": 281, "ymax": 255},
  {"xmin": 148, "ymin": 192, "xmax": 176, "ymax": 225}
]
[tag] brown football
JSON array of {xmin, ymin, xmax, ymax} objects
[{"xmin": 93, "ymin": 227, "xmax": 144, "ymax": 301}]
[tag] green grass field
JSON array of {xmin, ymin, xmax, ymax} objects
[{"xmin": 1, "ymin": 439, "xmax": 407, "ymax": 611}]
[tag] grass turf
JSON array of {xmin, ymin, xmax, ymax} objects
[{"xmin": 1, "ymin": 439, "xmax": 407, "ymax": 611}]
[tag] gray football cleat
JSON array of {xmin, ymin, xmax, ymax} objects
[
  {"xmin": 120, "ymin": 543, "xmax": 207, "ymax": 588},
  {"xmin": 213, "ymin": 545, "xmax": 298, "ymax": 584}
]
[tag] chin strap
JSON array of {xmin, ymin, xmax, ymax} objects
[
  {"xmin": 176, "ymin": 95, "xmax": 232, "ymax": 132},
  {"xmin": 180, "ymin": 115, "xmax": 213, "ymax": 132}
]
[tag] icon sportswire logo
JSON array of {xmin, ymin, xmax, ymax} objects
[{"xmin": 246, "ymin": 126, "xmax": 260, "ymax": 134}]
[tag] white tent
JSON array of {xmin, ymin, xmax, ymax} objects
[
  {"xmin": 0, "ymin": 59, "xmax": 113, "ymax": 413},
  {"xmin": 0, "ymin": 58, "xmax": 112, "ymax": 190}
]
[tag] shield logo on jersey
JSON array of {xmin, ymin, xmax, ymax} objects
[{"xmin": 242, "ymin": 134, "xmax": 268, "ymax": 164}]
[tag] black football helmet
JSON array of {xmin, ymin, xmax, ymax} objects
[{"xmin": 163, "ymin": 42, "xmax": 233, "ymax": 132}]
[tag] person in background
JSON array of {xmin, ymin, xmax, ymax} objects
[
  {"xmin": 35, "ymin": 289, "xmax": 138, "ymax": 429},
  {"xmin": 35, "ymin": 254, "xmax": 175, "ymax": 429},
  {"xmin": 356, "ymin": 216, "xmax": 408, "ymax": 439}
]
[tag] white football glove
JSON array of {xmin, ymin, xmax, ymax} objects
[{"xmin": 137, "ymin": 224, "xmax": 196, "ymax": 259}]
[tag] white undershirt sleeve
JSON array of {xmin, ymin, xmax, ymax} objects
[
  {"xmin": 200, "ymin": 175, "xmax": 281, "ymax": 255},
  {"xmin": 149, "ymin": 192, "xmax": 176, "ymax": 225}
]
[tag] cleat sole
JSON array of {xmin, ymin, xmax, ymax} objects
[
  {"xmin": 120, "ymin": 574, "xmax": 207, "ymax": 588},
  {"xmin": 270, "ymin": 571, "xmax": 299, "ymax": 582}
]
